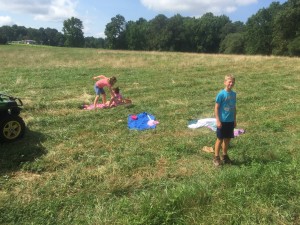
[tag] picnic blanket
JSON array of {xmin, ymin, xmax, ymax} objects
[
  {"xmin": 188, "ymin": 118, "xmax": 245, "ymax": 137},
  {"xmin": 128, "ymin": 112, "xmax": 159, "ymax": 130},
  {"xmin": 82, "ymin": 103, "xmax": 108, "ymax": 110},
  {"xmin": 81, "ymin": 102, "xmax": 132, "ymax": 110}
]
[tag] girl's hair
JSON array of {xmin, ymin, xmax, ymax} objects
[
  {"xmin": 113, "ymin": 87, "xmax": 120, "ymax": 94},
  {"xmin": 109, "ymin": 76, "xmax": 117, "ymax": 85}
]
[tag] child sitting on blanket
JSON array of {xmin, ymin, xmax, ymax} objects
[
  {"xmin": 107, "ymin": 87, "xmax": 132, "ymax": 107},
  {"xmin": 79, "ymin": 87, "xmax": 132, "ymax": 110}
]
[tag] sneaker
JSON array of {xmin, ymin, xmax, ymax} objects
[
  {"xmin": 222, "ymin": 155, "xmax": 232, "ymax": 164},
  {"xmin": 213, "ymin": 156, "xmax": 221, "ymax": 167}
]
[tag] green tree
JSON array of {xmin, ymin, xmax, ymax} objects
[
  {"xmin": 11, "ymin": 25, "xmax": 27, "ymax": 41},
  {"xmin": 105, "ymin": 14, "xmax": 126, "ymax": 49},
  {"xmin": 219, "ymin": 33, "xmax": 245, "ymax": 54},
  {"xmin": 220, "ymin": 21, "xmax": 245, "ymax": 41},
  {"xmin": 245, "ymin": 2, "xmax": 281, "ymax": 55},
  {"xmin": 287, "ymin": 36, "xmax": 300, "ymax": 56},
  {"xmin": 194, "ymin": 13, "xmax": 230, "ymax": 53},
  {"xmin": 182, "ymin": 17, "xmax": 198, "ymax": 52},
  {"xmin": 272, "ymin": 0, "xmax": 300, "ymax": 55},
  {"xmin": 26, "ymin": 28, "xmax": 39, "ymax": 42},
  {"xmin": 63, "ymin": 17, "xmax": 85, "ymax": 47},
  {"xmin": 166, "ymin": 14, "xmax": 186, "ymax": 51},
  {"xmin": 44, "ymin": 28, "xmax": 61, "ymax": 46},
  {"xmin": 0, "ymin": 33, "xmax": 7, "ymax": 44},
  {"xmin": 85, "ymin": 37, "xmax": 105, "ymax": 48},
  {"xmin": 125, "ymin": 18, "xmax": 148, "ymax": 50},
  {"xmin": 38, "ymin": 28, "xmax": 49, "ymax": 45},
  {"xmin": 147, "ymin": 14, "xmax": 170, "ymax": 51},
  {"xmin": 0, "ymin": 26, "xmax": 13, "ymax": 43}
]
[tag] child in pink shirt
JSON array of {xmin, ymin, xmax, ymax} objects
[
  {"xmin": 108, "ymin": 87, "xmax": 132, "ymax": 107},
  {"xmin": 93, "ymin": 75, "xmax": 117, "ymax": 109}
]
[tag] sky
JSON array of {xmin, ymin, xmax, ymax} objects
[{"xmin": 0, "ymin": 0, "xmax": 288, "ymax": 38}]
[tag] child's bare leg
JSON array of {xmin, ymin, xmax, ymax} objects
[
  {"xmin": 222, "ymin": 138, "xmax": 231, "ymax": 155},
  {"xmin": 108, "ymin": 98, "xmax": 115, "ymax": 107},
  {"xmin": 94, "ymin": 95, "xmax": 100, "ymax": 108},
  {"xmin": 101, "ymin": 94, "xmax": 106, "ymax": 104},
  {"xmin": 214, "ymin": 138, "xmax": 222, "ymax": 157}
]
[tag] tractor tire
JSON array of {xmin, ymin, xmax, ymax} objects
[{"xmin": 0, "ymin": 115, "xmax": 25, "ymax": 143}]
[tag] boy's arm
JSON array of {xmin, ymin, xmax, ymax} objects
[
  {"xmin": 234, "ymin": 107, "xmax": 237, "ymax": 127},
  {"xmin": 215, "ymin": 103, "xmax": 221, "ymax": 128}
]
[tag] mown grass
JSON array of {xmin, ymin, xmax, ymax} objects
[{"xmin": 0, "ymin": 45, "xmax": 299, "ymax": 224}]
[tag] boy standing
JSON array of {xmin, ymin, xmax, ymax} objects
[{"xmin": 213, "ymin": 74, "xmax": 236, "ymax": 166}]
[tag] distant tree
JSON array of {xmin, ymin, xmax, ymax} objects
[
  {"xmin": 166, "ymin": 14, "xmax": 186, "ymax": 51},
  {"xmin": 219, "ymin": 33, "xmax": 245, "ymax": 54},
  {"xmin": 85, "ymin": 37, "xmax": 105, "ymax": 48},
  {"xmin": 220, "ymin": 21, "xmax": 245, "ymax": 41},
  {"xmin": 0, "ymin": 26, "xmax": 9, "ymax": 44},
  {"xmin": 245, "ymin": 2, "xmax": 282, "ymax": 55},
  {"xmin": 55, "ymin": 32, "xmax": 65, "ymax": 47},
  {"xmin": 0, "ymin": 33, "xmax": 7, "ymax": 44},
  {"xmin": 11, "ymin": 25, "xmax": 27, "ymax": 41},
  {"xmin": 26, "ymin": 27, "xmax": 40, "ymax": 42},
  {"xmin": 272, "ymin": 0, "xmax": 300, "ymax": 55},
  {"xmin": 0, "ymin": 26, "xmax": 14, "ymax": 42},
  {"xmin": 194, "ymin": 13, "xmax": 230, "ymax": 53},
  {"xmin": 38, "ymin": 28, "xmax": 48, "ymax": 45},
  {"xmin": 147, "ymin": 14, "xmax": 170, "ymax": 51},
  {"xmin": 44, "ymin": 28, "xmax": 60, "ymax": 46},
  {"xmin": 105, "ymin": 14, "xmax": 126, "ymax": 49},
  {"xmin": 182, "ymin": 17, "xmax": 198, "ymax": 52},
  {"xmin": 287, "ymin": 36, "xmax": 300, "ymax": 56},
  {"xmin": 63, "ymin": 17, "xmax": 85, "ymax": 47},
  {"xmin": 125, "ymin": 18, "xmax": 148, "ymax": 50}
]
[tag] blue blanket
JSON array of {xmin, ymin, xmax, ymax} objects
[{"xmin": 128, "ymin": 112, "xmax": 157, "ymax": 130}]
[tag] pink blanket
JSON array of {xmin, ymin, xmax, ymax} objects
[
  {"xmin": 82, "ymin": 104, "xmax": 108, "ymax": 110},
  {"xmin": 82, "ymin": 102, "xmax": 132, "ymax": 110}
]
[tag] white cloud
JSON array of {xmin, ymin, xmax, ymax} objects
[
  {"xmin": 0, "ymin": 0, "xmax": 77, "ymax": 22},
  {"xmin": 140, "ymin": 0, "xmax": 257, "ymax": 16},
  {"xmin": 0, "ymin": 16, "xmax": 14, "ymax": 26},
  {"xmin": 34, "ymin": 0, "xmax": 78, "ymax": 22}
]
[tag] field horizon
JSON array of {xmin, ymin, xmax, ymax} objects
[{"xmin": 0, "ymin": 45, "xmax": 299, "ymax": 224}]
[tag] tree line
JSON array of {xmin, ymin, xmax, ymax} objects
[
  {"xmin": 0, "ymin": 0, "xmax": 299, "ymax": 56},
  {"xmin": 0, "ymin": 17, "xmax": 105, "ymax": 49}
]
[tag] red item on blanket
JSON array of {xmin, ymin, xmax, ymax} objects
[{"xmin": 131, "ymin": 115, "xmax": 138, "ymax": 120}]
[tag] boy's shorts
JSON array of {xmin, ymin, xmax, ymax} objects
[
  {"xmin": 216, "ymin": 122, "xmax": 234, "ymax": 139},
  {"xmin": 94, "ymin": 84, "xmax": 105, "ymax": 95}
]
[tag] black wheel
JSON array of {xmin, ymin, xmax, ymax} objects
[{"xmin": 0, "ymin": 115, "xmax": 25, "ymax": 142}]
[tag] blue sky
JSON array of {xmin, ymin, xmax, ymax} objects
[{"xmin": 0, "ymin": 0, "xmax": 287, "ymax": 38}]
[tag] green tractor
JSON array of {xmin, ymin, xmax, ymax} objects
[{"xmin": 0, "ymin": 93, "xmax": 26, "ymax": 142}]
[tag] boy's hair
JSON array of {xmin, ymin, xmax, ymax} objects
[{"xmin": 225, "ymin": 74, "xmax": 235, "ymax": 81}]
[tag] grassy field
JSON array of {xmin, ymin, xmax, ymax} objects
[{"xmin": 0, "ymin": 45, "xmax": 300, "ymax": 224}]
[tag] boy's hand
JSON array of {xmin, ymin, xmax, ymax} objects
[{"xmin": 216, "ymin": 120, "xmax": 222, "ymax": 128}]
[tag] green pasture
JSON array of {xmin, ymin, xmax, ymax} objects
[{"xmin": 0, "ymin": 45, "xmax": 299, "ymax": 224}]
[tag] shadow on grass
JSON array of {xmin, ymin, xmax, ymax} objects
[
  {"xmin": 231, "ymin": 151, "xmax": 284, "ymax": 167},
  {"xmin": 0, "ymin": 127, "xmax": 47, "ymax": 174}
]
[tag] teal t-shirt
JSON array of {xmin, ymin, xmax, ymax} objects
[{"xmin": 216, "ymin": 89, "xmax": 236, "ymax": 122}]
